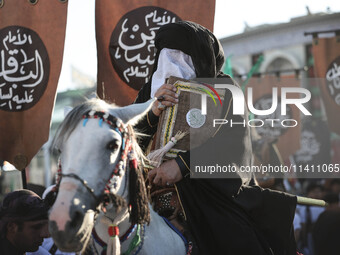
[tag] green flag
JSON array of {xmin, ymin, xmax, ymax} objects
[
  {"xmin": 242, "ymin": 55, "xmax": 264, "ymax": 91},
  {"xmin": 223, "ymin": 55, "xmax": 233, "ymax": 78}
]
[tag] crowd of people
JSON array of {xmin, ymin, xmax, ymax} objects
[{"xmin": 1, "ymin": 179, "xmax": 339, "ymax": 254}]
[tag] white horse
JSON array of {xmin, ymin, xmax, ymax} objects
[{"xmin": 48, "ymin": 98, "xmax": 187, "ymax": 255}]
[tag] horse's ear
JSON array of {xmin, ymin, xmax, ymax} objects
[{"xmin": 112, "ymin": 99, "xmax": 155, "ymax": 125}]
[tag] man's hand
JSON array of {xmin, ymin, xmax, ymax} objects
[
  {"xmin": 148, "ymin": 159, "xmax": 183, "ymax": 186},
  {"xmin": 152, "ymin": 84, "xmax": 179, "ymax": 116}
]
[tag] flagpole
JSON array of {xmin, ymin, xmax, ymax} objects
[{"xmin": 21, "ymin": 169, "xmax": 27, "ymax": 189}]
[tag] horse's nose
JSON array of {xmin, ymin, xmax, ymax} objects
[
  {"xmin": 69, "ymin": 207, "xmax": 84, "ymax": 229},
  {"xmin": 49, "ymin": 199, "xmax": 86, "ymax": 233},
  {"xmin": 49, "ymin": 220, "xmax": 84, "ymax": 252},
  {"xmin": 49, "ymin": 206, "xmax": 86, "ymax": 243}
]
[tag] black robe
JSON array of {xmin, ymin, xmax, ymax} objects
[{"xmin": 134, "ymin": 21, "xmax": 297, "ymax": 255}]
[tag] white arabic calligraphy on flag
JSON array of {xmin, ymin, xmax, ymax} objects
[
  {"xmin": 109, "ymin": 6, "xmax": 180, "ymax": 90},
  {"xmin": 0, "ymin": 26, "xmax": 49, "ymax": 111},
  {"xmin": 326, "ymin": 56, "xmax": 340, "ymax": 106}
]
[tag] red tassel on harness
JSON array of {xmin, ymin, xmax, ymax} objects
[
  {"xmin": 129, "ymin": 158, "xmax": 138, "ymax": 170},
  {"xmin": 108, "ymin": 225, "xmax": 119, "ymax": 237},
  {"xmin": 107, "ymin": 225, "xmax": 120, "ymax": 255}
]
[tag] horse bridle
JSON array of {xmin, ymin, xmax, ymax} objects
[{"xmin": 55, "ymin": 110, "xmax": 133, "ymax": 207}]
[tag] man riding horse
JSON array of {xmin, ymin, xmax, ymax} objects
[{"xmin": 134, "ymin": 21, "xmax": 297, "ymax": 255}]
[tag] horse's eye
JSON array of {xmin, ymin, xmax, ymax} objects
[{"xmin": 107, "ymin": 140, "xmax": 119, "ymax": 151}]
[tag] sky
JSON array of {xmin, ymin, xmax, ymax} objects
[{"xmin": 57, "ymin": 0, "xmax": 340, "ymax": 92}]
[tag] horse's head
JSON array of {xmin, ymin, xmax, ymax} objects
[{"xmin": 48, "ymin": 98, "xmax": 153, "ymax": 252}]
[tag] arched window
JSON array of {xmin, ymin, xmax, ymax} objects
[{"xmin": 266, "ymin": 57, "xmax": 294, "ymax": 73}]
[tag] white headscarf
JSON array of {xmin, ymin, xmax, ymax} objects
[{"xmin": 150, "ymin": 48, "xmax": 196, "ymax": 98}]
